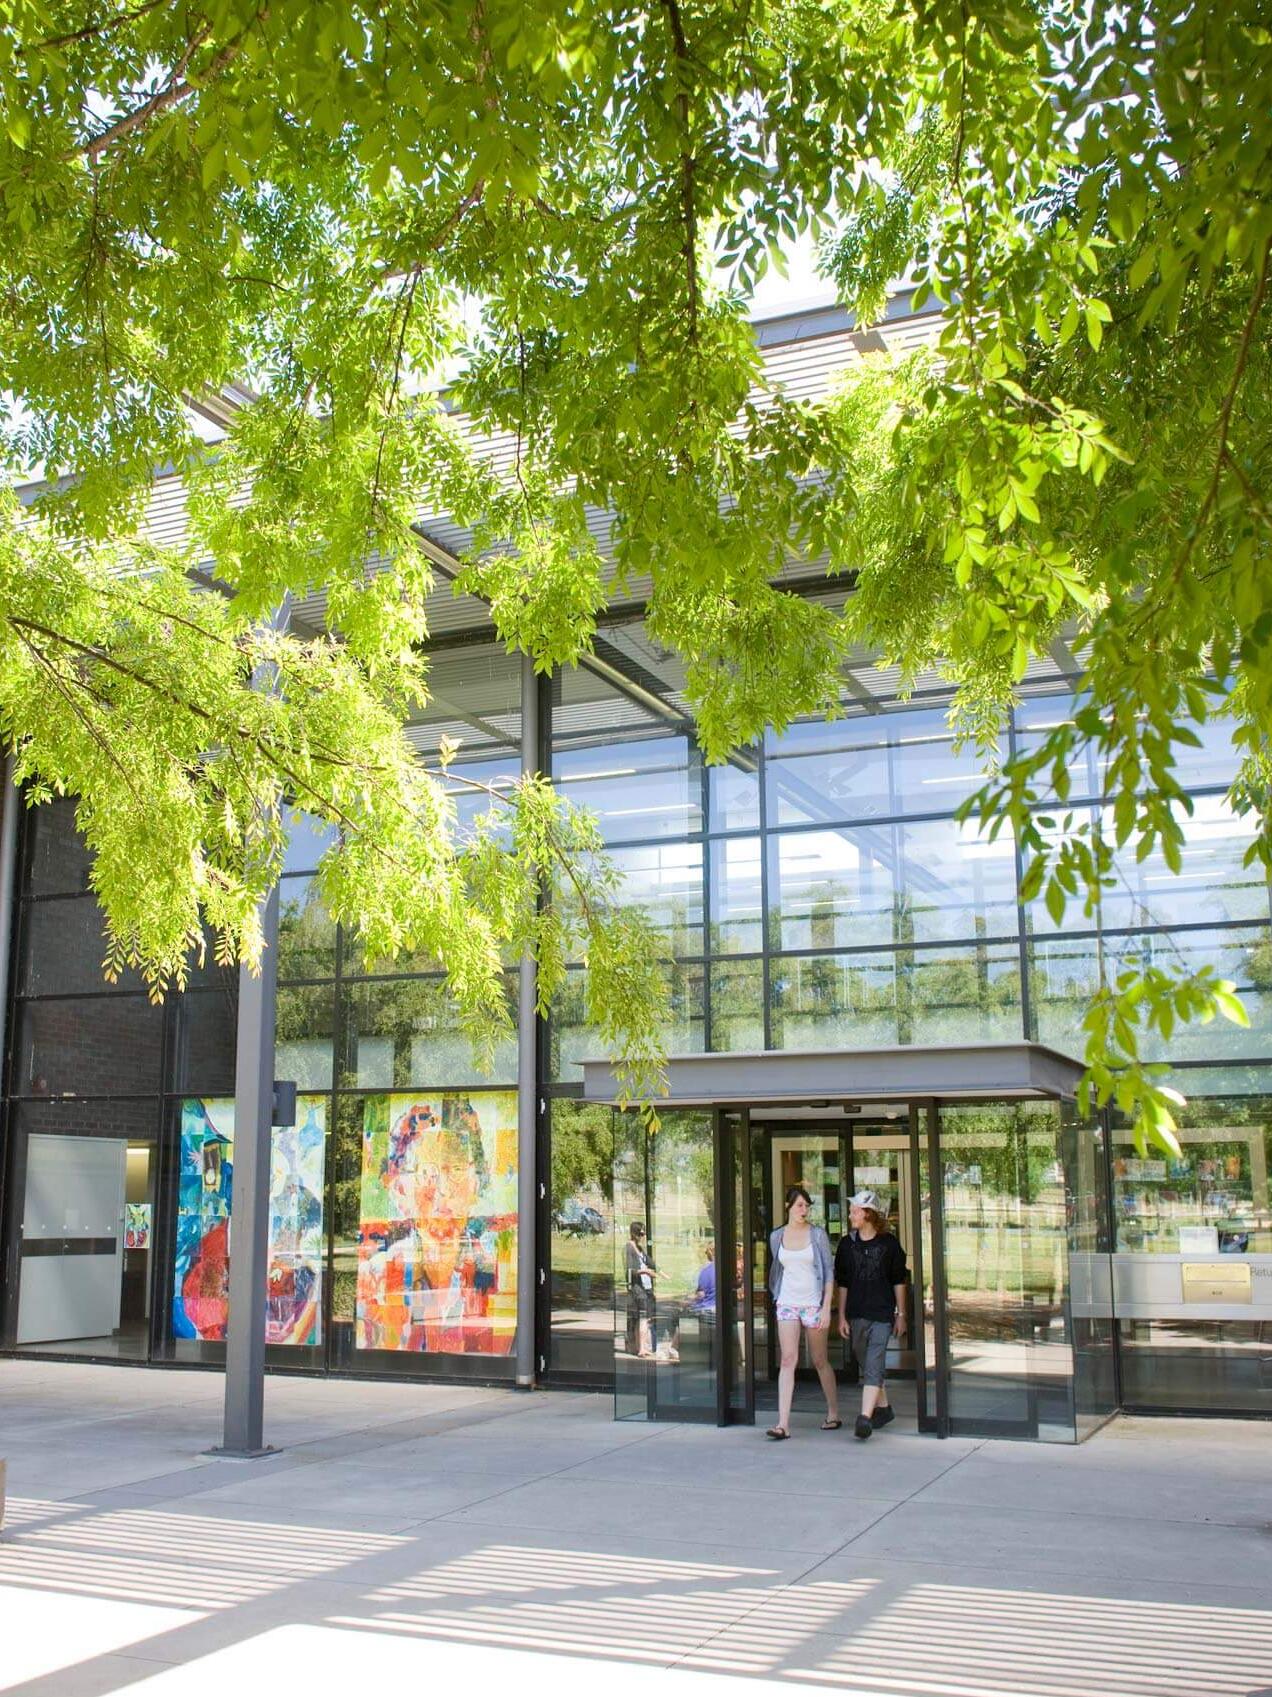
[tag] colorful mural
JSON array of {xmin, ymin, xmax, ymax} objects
[
  {"xmin": 174, "ymin": 1098, "xmax": 234, "ymax": 1340},
  {"xmin": 124, "ymin": 1203, "xmax": 151, "ymax": 1249},
  {"xmin": 266, "ymin": 1102, "xmax": 326, "ymax": 1344},
  {"xmin": 355, "ymin": 1092, "xmax": 517, "ymax": 1355},
  {"xmin": 173, "ymin": 1097, "xmax": 326, "ymax": 1344}
]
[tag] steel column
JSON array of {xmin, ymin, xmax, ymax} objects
[
  {"xmin": 516, "ymin": 653, "xmax": 540, "ymax": 1388},
  {"xmin": 218, "ymin": 880, "xmax": 281, "ymax": 1456},
  {"xmin": 218, "ymin": 603, "xmax": 289, "ymax": 1458}
]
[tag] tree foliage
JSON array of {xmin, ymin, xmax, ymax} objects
[{"xmin": 1, "ymin": 0, "xmax": 1269, "ymax": 1144}]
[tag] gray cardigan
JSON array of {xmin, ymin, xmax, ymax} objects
[{"xmin": 768, "ymin": 1224, "xmax": 835, "ymax": 1303}]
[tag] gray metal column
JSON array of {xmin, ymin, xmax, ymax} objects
[
  {"xmin": 218, "ymin": 879, "xmax": 281, "ymax": 1455},
  {"xmin": 516, "ymin": 654, "xmax": 540, "ymax": 1388},
  {"xmin": 217, "ymin": 601, "xmax": 289, "ymax": 1458}
]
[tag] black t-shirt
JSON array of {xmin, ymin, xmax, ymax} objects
[{"xmin": 834, "ymin": 1230, "xmax": 908, "ymax": 1322}]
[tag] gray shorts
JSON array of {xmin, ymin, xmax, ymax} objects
[{"xmin": 850, "ymin": 1317, "xmax": 892, "ymax": 1387}]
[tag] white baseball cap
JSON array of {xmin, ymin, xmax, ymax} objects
[{"xmin": 848, "ymin": 1189, "xmax": 882, "ymax": 1211}]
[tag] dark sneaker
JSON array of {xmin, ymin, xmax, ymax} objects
[
  {"xmin": 854, "ymin": 1415, "xmax": 873, "ymax": 1440},
  {"xmin": 871, "ymin": 1406, "xmax": 896, "ymax": 1430}
]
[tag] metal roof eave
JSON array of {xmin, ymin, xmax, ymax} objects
[{"xmin": 580, "ymin": 1040, "xmax": 1086, "ymax": 1107}]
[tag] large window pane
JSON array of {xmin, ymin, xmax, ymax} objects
[
  {"xmin": 1111, "ymin": 1092, "xmax": 1271, "ymax": 1416},
  {"xmin": 771, "ymin": 828, "xmax": 892, "ymax": 950},
  {"xmin": 770, "ymin": 952, "xmax": 897, "ymax": 1049},
  {"xmin": 549, "ymin": 1099, "xmax": 614, "ymax": 1379},
  {"xmin": 709, "ymin": 835, "xmax": 763, "ymax": 953},
  {"xmin": 1103, "ymin": 797, "xmax": 1268, "ymax": 930},
  {"xmin": 282, "ymin": 810, "xmax": 337, "ymax": 874},
  {"xmin": 939, "ymin": 1102, "xmax": 1074, "ymax": 1439},
  {"xmin": 906, "ymin": 945, "xmax": 1024, "ymax": 1045},
  {"xmin": 344, "ymin": 977, "xmax": 517, "ymax": 1089},
  {"xmin": 900, "ymin": 817, "xmax": 1019, "ymax": 943},
  {"xmin": 709, "ymin": 956, "xmax": 765, "ymax": 1051},
  {"xmin": 604, "ymin": 841, "xmax": 704, "ymax": 960},
  {"xmin": 1105, "ymin": 928, "xmax": 1270, "ymax": 1062},
  {"xmin": 708, "ymin": 755, "xmax": 760, "ymax": 832},
  {"xmin": 277, "ymin": 877, "xmax": 337, "ymax": 981},
  {"xmin": 552, "ymin": 964, "xmax": 705, "ymax": 1082},
  {"xmin": 773, "ymin": 820, "xmax": 1018, "ymax": 952},
  {"xmin": 276, "ymin": 984, "xmax": 336, "ymax": 1089},
  {"xmin": 553, "ymin": 736, "xmax": 701, "ymax": 843},
  {"xmin": 765, "ymin": 705, "xmax": 992, "ymax": 827},
  {"xmin": 1014, "ymin": 693, "xmax": 1241, "ymax": 799},
  {"xmin": 1029, "ymin": 933, "xmax": 1100, "ymax": 1054}
]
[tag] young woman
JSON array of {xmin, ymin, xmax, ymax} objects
[{"xmin": 766, "ymin": 1185, "xmax": 840, "ymax": 1439}]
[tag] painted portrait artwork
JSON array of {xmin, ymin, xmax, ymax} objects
[
  {"xmin": 173, "ymin": 1096, "xmax": 327, "ymax": 1344},
  {"xmin": 355, "ymin": 1092, "xmax": 517, "ymax": 1356}
]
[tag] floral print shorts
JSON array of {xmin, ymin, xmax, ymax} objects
[{"xmin": 776, "ymin": 1304, "xmax": 826, "ymax": 1329}]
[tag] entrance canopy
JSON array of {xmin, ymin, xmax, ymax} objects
[{"xmin": 582, "ymin": 1040, "xmax": 1084, "ymax": 1107}]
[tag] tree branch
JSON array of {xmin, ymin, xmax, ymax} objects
[
  {"xmin": 660, "ymin": 0, "xmax": 699, "ymax": 346},
  {"xmin": 77, "ymin": 10, "xmax": 266, "ymax": 161},
  {"xmin": 23, "ymin": 0, "xmax": 168, "ymax": 54}
]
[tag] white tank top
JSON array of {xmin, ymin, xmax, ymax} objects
[{"xmin": 778, "ymin": 1238, "xmax": 821, "ymax": 1309}]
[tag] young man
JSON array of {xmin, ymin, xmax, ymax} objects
[{"xmin": 835, "ymin": 1189, "xmax": 909, "ymax": 1439}]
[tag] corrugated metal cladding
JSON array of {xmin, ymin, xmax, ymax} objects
[{"xmin": 18, "ymin": 300, "xmax": 944, "ymax": 644}]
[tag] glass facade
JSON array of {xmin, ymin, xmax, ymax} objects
[{"xmin": 2, "ymin": 618, "xmax": 1269, "ymax": 1428}]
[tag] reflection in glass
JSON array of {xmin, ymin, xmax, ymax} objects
[
  {"xmin": 276, "ymin": 984, "xmax": 336, "ymax": 1089},
  {"xmin": 1105, "ymin": 928, "xmax": 1270, "ymax": 1062},
  {"xmin": 709, "ymin": 835, "xmax": 763, "ymax": 953},
  {"xmin": 603, "ymin": 841, "xmax": 704, "ymax": 959},
  {"xmin": 613, "ymin": 1108, "xmax": 718, "ymax": 1419},
  {"xmin": 765, "ymin": 706, "xmax": 995, "ymax": 827},
  {"xmin": 906, "ymin": 945, "xmax": 1023, "ymax": 1044},
  {"xmin": 709, "ymin": 755, "xmax": 760, "ymax": 832},
  {"xmin": 771, "ymin": 953, "xmax": 897, "ymax": 1050},
  {"xmin": 277, "ymin": 876, "xmax": 337, "ymax": 980},
  {"xmin": 552, "ymin": 964, "xmax": 704, "ymax": 1081},
  {"xmin": 709, "ymin": 957, "xmax": 765, "ymax": 1051},
  {"xmin": 549, "ymin": 1099, "xmax": 614, "ymax": 1378},
  {"xmin": 1029, "ymin": 934, "xmax": 1101, "ymax": 1052},
  {"xmin": 344, "ymin": 976, "xmax": 517, "ymax": 1088},
  {"xmin": 938, "ymin": 1102, "xmax": 1074, "ymax": 1439},
  {"xmin": 772, "ymin": 818, "xmax": 1019, "ymax": 953},
  {"xmin": 553, "ymin": 736, "xmax": 701, "ymax": 842},
  {"xmin": 1103, "ymin": 797, "xmax": 1265, "ymax": 930}
]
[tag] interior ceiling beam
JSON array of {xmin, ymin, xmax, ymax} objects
[
  {"xmin": 184, "ymin": 381, "xmax": 257, "ymax": 430},
  {"xmin": 840, "ymin": 663, "xmax": 882, "ymax": 714},
  {"xmin": 1048, "ymin": 635, "xmax": 1082, "ymax": 680}
]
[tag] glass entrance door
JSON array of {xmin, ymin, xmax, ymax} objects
[{"xmin": 748, "ymin": 1113, "xmax": 929, "ymax": 1426}]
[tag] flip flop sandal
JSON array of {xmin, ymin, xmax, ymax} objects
[
  {"xmin": 765, "ymin": 1426, "xmax": 790, "ymax": 1440},
  {"xmin": 821, "ymin": 1418, "xmax": 843, "ymax": 1430}
]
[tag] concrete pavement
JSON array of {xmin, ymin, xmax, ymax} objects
[{"xmin": 1, "ymin": 1359, "xmax": 1269, "ymax": 1697}]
